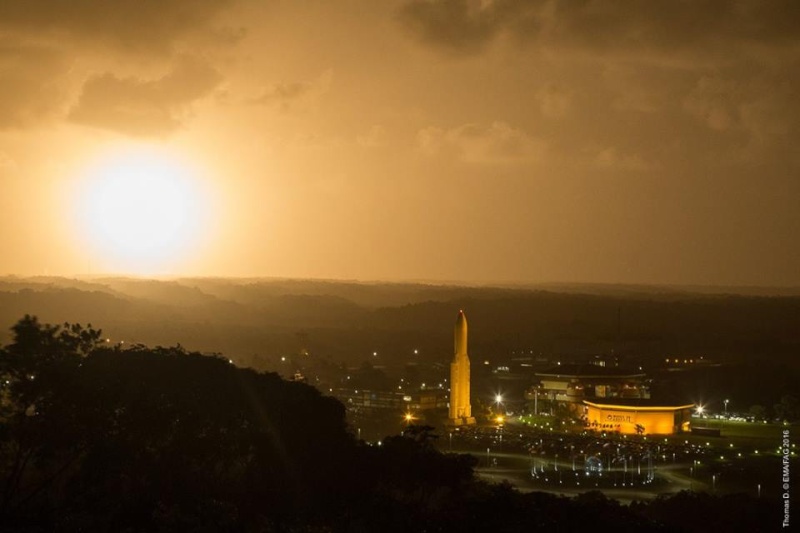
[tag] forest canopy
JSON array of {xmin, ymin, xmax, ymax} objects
[{"xmin": 0, "ymin": 316, "xmax": 770, "ymax": 531}]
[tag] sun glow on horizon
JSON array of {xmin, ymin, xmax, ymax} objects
[{"xmin": 74, "ymin": 146, "xmax": 212, "ymax": 275}]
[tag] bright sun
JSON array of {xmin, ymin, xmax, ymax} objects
[{"xmin": 76, "ymin": 146, "xmax": 208, "ymax": 274}]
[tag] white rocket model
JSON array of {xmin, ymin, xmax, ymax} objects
[{"xmin": 449, "ymin": 310, "xmax": 475, "ymax": 425}]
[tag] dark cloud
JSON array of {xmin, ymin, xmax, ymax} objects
[
  {"xmin": 68, "ymin": 57, "xmax": 223, "ymax": 136},
  {"xmin": 398, "ymin": 0, "xmax": 503, "ymax": 54},
  {"xmin": 254, "ymin": 82, "xmax": 312, "ymax": 108},
  {"xmin": 0, "ymin": 40, "xmax": 69, "ymax": 128},
  {"xmin": 398, "ymin": 0, "xmax": 800, "ymax": 60},
  {"xmin": 0, "ymin": 0, "xmax": 240, "ymax": 55},
  {"xmin": 0, "ymin": 1, "xmax": 242, "ymax": 132},
  {"xmin": 252, "ymin": 71, "xmax": 333, "ymax": 112}
]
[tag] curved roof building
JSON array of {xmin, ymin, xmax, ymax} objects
[{"xmin": 583, "ymin": 398, "xmax": 695, "ymax": 435}]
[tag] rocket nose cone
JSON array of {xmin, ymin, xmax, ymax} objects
[{"xmin": 454, "ymin": 310, "xmax": 468, "ymax": 355}]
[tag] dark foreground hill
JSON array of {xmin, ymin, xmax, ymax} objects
[{"xmin": 0, "ymin": 316, "xmax": 773, "ymax": 531}]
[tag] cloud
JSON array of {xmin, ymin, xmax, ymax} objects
[
  {"xmin": 252, "ymin": 70, "xmax": 333, "ymax": 112},
  {"xmin": 398, "ymin": 0, "xmax": 800, "ymax": 62},
  {"xmin": 593, "ymin": 147, "xmax": 651, "ymax": 172},
  {"xmin": 68, "ymin": 57, "xmax": 223, "ymax": 137},
  {"xmin": 684, "ymin": 77, "xmax": 741, "ymax": 131},
  {"xmin": 0, "ymin": 152, "xmax": 17, "ymax": 172},
  {"xmin": 682, "ymin": 71, "xmax": 799, "ymax": 151},
  {"xmin": 356, "ymin": 125, "xmax": 389, "ymax": 148},
  {"xmin": 398, "ymin": 0, "xmax": 503, "ymax": 55},
  {"xmin": 0, "ymin": 1, "xmax": 242, "ymax": 132},
  {"xmin": 0, "ymin": 0, "xmax": 240, "ymax": 55},
  {"xmin": 536, "ymin": 84, "xmax": 572, "ymax": 119},
  {"xmin": 738, "ymin": 82, "xmax": 799, "ymax": 148},
  {"xmin": 417, "ymin": 121, "xmax": 546, "ymax": 164},
  {"xmin": 0, "ymin": 40, "xmax": 70, "ymax": 128}
]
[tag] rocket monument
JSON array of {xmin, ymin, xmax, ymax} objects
[{"xmin": 449, "ymin": 310, "xmax": 476, "ymax": 426}]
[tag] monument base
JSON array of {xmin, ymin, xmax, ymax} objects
[{"xmin": 447, "ymin": 417, "xmax": 476, "ymax": 427}]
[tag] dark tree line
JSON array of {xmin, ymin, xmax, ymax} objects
[{"xmin": 0, "ymin": 316, "xmax": 773, "ymax": 531}]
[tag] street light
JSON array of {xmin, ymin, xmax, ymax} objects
[{"xmin": 724, "ymin": 399, "xmax": 729, "ymax": 417}]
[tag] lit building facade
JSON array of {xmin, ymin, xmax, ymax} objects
[{"xmin": 583, "ymin": 399, "xmax": 694, "ymax": 435}]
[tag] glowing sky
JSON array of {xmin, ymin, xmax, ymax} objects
[{"xmin": 1, "ymin": 1, "xmax": 798, "ymax": 285}]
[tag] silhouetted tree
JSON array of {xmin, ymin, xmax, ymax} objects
[
  {"xmin": 749, "ymin": 404, "xmax": 766, "ymax": 421},
  {"xmin": 774, "ymin": 394, "xmax": 799, "ymax": 422}
]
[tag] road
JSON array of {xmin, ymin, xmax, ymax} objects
[{"xmin": 462, "ymin": 449, "xmax": 704, "ymax": 503}]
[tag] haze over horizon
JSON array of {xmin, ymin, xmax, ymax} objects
[{"xmin": 2, "ymin": 1, "xmax": 798, "ymax": 286}]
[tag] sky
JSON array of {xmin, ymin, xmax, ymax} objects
[{"xmin": 1, "ymin": 0, "xmax": 799, "ymax": 286}]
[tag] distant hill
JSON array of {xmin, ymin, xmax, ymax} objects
[{"xmin": 0, "ymin": 276, "xmax": 798, "ymax": 370}]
